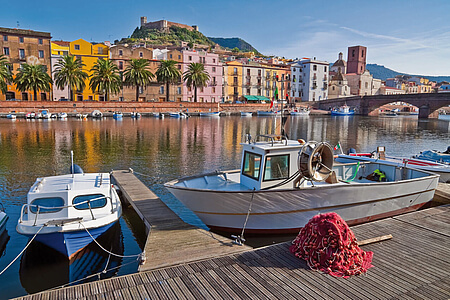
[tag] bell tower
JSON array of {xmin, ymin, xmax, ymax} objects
[{"xmin": 347, "ymin": 46, "xmax": 367, "ymax": 75}]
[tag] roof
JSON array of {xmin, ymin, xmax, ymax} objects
[
  {"xmin": 333, "ymin": 59, "xmax": 345, "ymax": 67},
  {"xmin": 52, "ymin": 41, "xmax": 70, "ymax": 47}
]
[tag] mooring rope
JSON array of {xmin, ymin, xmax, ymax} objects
[
  {"xmin": 79, "ymin": 222, "xmax": 144, "ymax": 260},
  {"xmin": 232, "ymin": 188, "xmax": 255, "ymax": 245},
  {"xmin": 0, "ymin": 224, "xmax": 46, "ymax": 276}
]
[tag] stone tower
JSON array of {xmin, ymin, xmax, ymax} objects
[
  {"xmin": 140, "ymin": 16, "xmax": 147, "ymax": 27},
  {"xmin": 347, "ymin": 45, "xmax": 367, "ymax": 75}
]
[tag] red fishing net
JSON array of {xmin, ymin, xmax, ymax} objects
[{"xmin": 289, "ymin": 212, "xmax": 373, "ymax": 278}]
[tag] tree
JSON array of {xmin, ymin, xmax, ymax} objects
[
  {"xmin": 0, "ymin": 54, "xmax": 13, "ymax": 95},
  {"xmin": 183, "ymin": 62, "xmax": 210, "ymax": 102},
  {"xmin": 54, "ymin": 55, "xmax": 88, "ymax": 101},
  {"xmin": 89, "ymin": 59, "xmax": 121, "ymax": 101},
  {"xmin": 155, "ymin": 60, "xmax": 181, "ymax": 102},
  {"xmin": 232, "ymin": 47, "xmax": 240, "ymax": 53},
  {"xmin": 14, "ymin": 63, "xmax": 52, "ymax": 101},
  {"xmin": 123, "ymin": 58, "xmax": 154, "ymax": 101}
]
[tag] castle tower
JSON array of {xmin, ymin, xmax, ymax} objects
[
  {"xmin": 140, "ymin": 16, "xmax": 147, "ymax": 27},
  {"xmin": 347, "ymin": 45, "xmax": 366, "ymax": 75}
]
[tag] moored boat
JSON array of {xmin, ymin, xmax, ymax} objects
[
  {"xmin": 112, "ymin": 111, "xmax": 123, "ymax": 120},
  {"xmin": 6, "ymin": 113, "xmax": 16, "ymax": 120},
  {"xmin": 0, "ymin": 202, "xmax": 8, "ymax": 234},
  {"xmin": 240, "ymin": 112, "xmax": 253, "ymax": 117},
  {"xmin": 169, "ymin": 112, "xmax": 187, "ymax": 118},
  {"xmin": 26, "ymin": 112, "xmax": 36, "ymax": 119},
  {"xmin": 336, "ymin": 147, "xmax": 450, "ymax": 183},
  {"xmin": 290, "ymin": 108, "xmax": 310, "ymax": 116},
  {"xmin": 91, "ymin": 110, "xmax": 103, "ymax": 118},
  {"xmin": 200, "ymin": 111, "xmax": 220, "ymax": 117},
  {"xmin": 131, "ymin": 112, "xmax": 141, "ymax": 118},
  {"xmin": 16, "ymin": 155, "xmax": 122, "ymax": 258},
  {"xmin": 165, "ymin": 135, "xmax": 439, "ymax": 234},
  {"xmin": 58, "ymin": 112, "xmax": 68, "ymax": 119},
  {"xmin": 413, "ymin": 148, "xmax": 450, "ymax": 164},
  {"xmin": 331, "ymin": 105, "xmax": 354, "ymax": 116},
  {"xmin": 257, "ymin": 110, "xmax": 277, "ymax": 116}
]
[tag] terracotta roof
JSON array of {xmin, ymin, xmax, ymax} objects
[
  {"xmin": 52, "ymin": 40, "xmax": 70, "ymax": 46},
  {"xmin": 333, "ymin": 59, "xmax": 345, "ymax": 67}
]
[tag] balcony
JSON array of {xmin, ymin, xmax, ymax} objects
[
  {"xmin": 323, "ymin": 76, "xmax": 327, "ymax": 81},
  {"xmin": 209, "ymin": 81, "xmax": 218, "ymax": 86},
  {"xmin": 231, "ymin": 82, "xmax": 239, "ymax": 87},
  {"xmin": 245, "ymin": 75, "xmax": 251, "ymax": 79},
  {"xmin": 232, "ymin": 72, "xmax": 238, "ymax": 76}
]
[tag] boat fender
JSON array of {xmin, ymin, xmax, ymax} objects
[{"xmin": 70, "ymin": 164, "xmax": 84, "ymax": 174}]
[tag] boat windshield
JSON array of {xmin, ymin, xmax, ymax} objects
[
  {"xmin": 73, "ymin": 194, "xmax": 107, "ymax": 210},
  {"xmin": 30, "ymin": 197, "xmax": 65, "ymax": 213},
  {"xmin": 264, "ymin": 154, "xmax": 289, "ymax": 181},
  {"xmin": 242, "ymin": 151, "xmax": 262, "ymax": 180}
]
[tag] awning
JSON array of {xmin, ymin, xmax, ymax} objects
[
  {"xmin": 243, "ymin": 95, "xmax": 258, "ymax": 101},
  {"xmin": 255, "ymin": 96, "xmax": 270, "ymax": 102}
]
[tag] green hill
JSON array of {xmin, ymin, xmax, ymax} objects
[
  {"xmin": 208, "ymin": 37, "xmax": 261, "ymax": 54},
  {"xmin": 367, "ymin": 64, "xmax": 450, "ymax": 83},
  {"xmin": 119, "ymin": 26, "xmax": 215, "ymax": 47}
]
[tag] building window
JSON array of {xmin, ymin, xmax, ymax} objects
[
  {"xmin": 212, "ymin": 87, "xmax": 215, "ymax": 93},
  {"xmin": 139, "ymin": 86, "xmax": 144, "ymax": 94},
  {"xmin": 258, "ymin": 70, "xmax": 261, "ymax": 76},
  {"xmin": 119, "ymin": 61, "xmax": 123, "ymax": 70},
  {"xmin": 22, "ymin": 92, "xmax": 28, "ymax": 100},
  {"xmin": 178, "ymin": 55, "xmax": 181, "ymax": 59},
  {"xmin": 189, "ymin": 56, "xmax": 192, "ymax": 61},
  {"xmin": 212, "ymin": 67, "xmax": 216, "ymax": 73},
  {"xmin": 352, "ymin": 50, "xmax": 355, "ymax": 57},
  {"xmin": 38, "ymin": 50, "xmax": 44, "ymax": 58},
  {"xmin": 159, "ymin": 86, "xmax": 164, "ymax": 94},
  {"xmin": 88, "ymin": 96, "xmax": 93, "ymax": 100},
  {"xmin": 3, "ymin": 35, "xmax": 7, "ymax": 41},
  {"xmin": 178, "ymin": 64, "xmax": 181, "ymax": 70},
  {"xmin": 247, "ymin": 88, "xmax": 251, "ymax": 94},
  {"xmin": 362, "ymin": 50, "xmax": 364, "ymax": 57},
  {"xmin": 119, "ymin": 49, "xmax": 123, "ymax": 56},
  {"xmin": 324, "ymin": 66, "xmax": 327, "ymax": 72},
  {"xmin": 139, "ymin": 52, "xmax": 143, "ymax": 58},
  {"xmin": 213, "ymin": 58, "xmax": 216, "ymax": 63},
  {"xmin": 74, "ymin": 44, "xmax": 80, "ymax": 50},
  {"xmin": 41, "ymin": 92, "xmax": 47, "ymax": 100},
  {"xmin": 38, "ymin": 38, "xmax": 43, "ymax": 45},
  {"xmin": 98, "ymin": 48, "xmax": 103, "ymax": 55},
  {"xmin": 19, "ymin": 37, "xmax": 24, "ymax": 43},
  {"xmin": 177, "ymin": 87, "xmax": 181, "ymax": 94},
  {"xmin": 234, "ymin": 67, "xmax": 237, "ymax": 75},
  {"xmin": 19, "ymin": 49, "xmax": 25, "ymax": 59},
  {"xmin": 3, "ymin": 47, "xmax": 9, "ymax": 55},
  {"xmin": 313, "ymin": 65, "xmax": 317, "ymax": 71},
  {"xmin": 170, "ymin": 54, "xmax": 172, "ymax": 59}
]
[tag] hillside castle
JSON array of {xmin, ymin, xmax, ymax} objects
[{"xmin": 140, "ymin": 17, "xmax": 198, "ymax": 32}]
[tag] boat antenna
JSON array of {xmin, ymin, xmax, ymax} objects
[{"xmin": 71, "ymin": 150, "xmax": 74, "ymax": 178}]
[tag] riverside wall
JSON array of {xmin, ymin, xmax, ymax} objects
[{"xmin": 0, "ymin": 101, "xmax": 271, "ymax": 114}]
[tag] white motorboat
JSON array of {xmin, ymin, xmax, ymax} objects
[
  {"xmin": 165, "ymin": 135, "xmax": 439, "ymax": 234},
  {"xmin": 290, "ymin": 108, "xmax": 310, "ymax": 116},
  {"xmin": 26, "ymin": 112, "xmax": 36, "ymax": 119},
  {"xmin": 336, "ymin": 147, "xmax": 450, "ymax": 183},
  {"xmin": 200, "ymin": 111, "xmax": 220, "ymax": 117},
  {"xmin": 16, "ymin": 154, "xmax": 122, "ymax": 258},
  {"xmin": 58, "ymin": 112, "xmax": 68, "ymax": 119},
  {"xmin": 131, "ymin": 112, "xmax": 141, "ymax": 118},
  {"xmin": 91, "ymin": 110, "xmax": 103, "ymax": 118},
  {"xmin": 257, "ymin": 110, "xmax": 277, "ymax": 116},
  {"xmin": 169, "ymin": 112, "xmax": 187, "ymax": 118},
  {"xmin": 240, "ymin": 112, "xmax": 253, "ymax": 117},
  {"xmin": 39, "ymin": 109, "xmax": 51, "ymax": 119}
]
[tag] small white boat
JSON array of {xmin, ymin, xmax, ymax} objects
[
  {"xmin": 257, "ymin": 110, "xmax": 277, "ymax": 116},
  {"xmin": 113, "ymin": 112, "xmax": 123, "ymax": 120},
  {"xmin": 16, "ymin": 153, "xmax": 122, "ymax": 258},
  {"xmin": 50, "ymin": 113, "xmax": 58, "ymax": 119},
  {"xmin": 240, "ymin": 112, "xmax": 253, "ymax": 117},
  {"xmin": 200, "ymin": 111, "xmax": 221, "ymax": 117},
  {"xmin": 39, "ymin": 109, "xmax": 50, "ymax": 119},
  {"xmin": 91, "ymin": 110, "xmax": 103, "ymax": 118},
  {"xmin": 58, "ymin": 112, "xmax": 68, "ymax": 119},
  {"xmin": 169, "ymin": 112, "xmax": 187, "ymax": 118},
  {"xmin": 331, "ymin": 105, "xmax": 354, "ymax": 116},
  {"xmin": 76, "ymin": 113, "xmax": 88, "ymax": 120},
  {"xmin": 153, "ymin": 112, "xmax": 164, "ymax": 119},
  {"xmin": 336, "ymin": 147, "xmax": 450, "ymax": 183},
  {"xmin": 6, "ymin": 113, "xmax": 16, "ymax": 120},
  {"xmin": 26, "ymin": 112, "xmax": 36, "ymax": 119},
  {"xmin": 290, "ymin": 108, "xmax": 310, "ymax": 116},
  {"xmin": 131, "ymin": 112, "xmax": 141, "ymax": 118},
  {"xmin": 0, "ymin": 203, "xmax": 8, "ymax": 234},
  {"xmin": 165, "ymin": 135, "xmax": 439, "ymax": 234}
]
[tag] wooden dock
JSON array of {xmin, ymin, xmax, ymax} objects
[
  {"xmin": 434, "ymin": 182, "xmax": 450, "ymax": 204},
  {"xmin": 15, "ymin": 204, "xmax": 450, "ymax": 299},
  {"xmin": 111, "ymin": 170, "xmax": 251, "ymax": 272}
]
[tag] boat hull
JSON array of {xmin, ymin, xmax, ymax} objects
[
  {"xmin": 331, "ymin": 111, "xmax": 354, "ymax": 116},
  {"xmin": 23, "ymin": 220, "xmax": 118, "ymax": 259},
  {"xmin": 166, "ymin": 175, "xmax": 438, "ymax": 234}
]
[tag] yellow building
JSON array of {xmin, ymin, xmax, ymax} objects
[
  {"xmin": 69, "ymin": 39, "xmax": 109, "ymax": 101},
  {"xmin": 224, "ymin": 61, "xmax": 243, "ymax": 102}
]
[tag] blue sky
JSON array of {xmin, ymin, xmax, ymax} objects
[{"xmin": 2, "ymin": 0, "xmax": 449, "ymax": 76}]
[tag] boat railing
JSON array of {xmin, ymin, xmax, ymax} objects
[
  {"xmin": 254, "ymin": 134, "xmax": 288, "ymax": 146},
  {"xmin": 18, "ymin": 196, "xmax": 112, "ymax": 225}
]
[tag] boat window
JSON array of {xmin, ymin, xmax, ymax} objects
[
  {"xmin": 73, "ymin": 194, "xmax": 107, "ymax": 210},
  {"xmin": 264, "ymin": 155, "xmax": 290, "ymax": 181},
  {"xmin": 30, "ymin": 197, "xmax": 65, "ymax": 214},
  {"xmin": 242, "ymin": 151, "xmax": 262, "ymax": 180}
]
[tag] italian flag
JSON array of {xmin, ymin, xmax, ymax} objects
[{"xmin": 334, "ymin": 143, "xmax": 341, "ymax": 151}]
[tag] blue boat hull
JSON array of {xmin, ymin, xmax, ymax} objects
[
  {"xmin": 331, "ymin": 111, "xmax": 354, "ymax": 116},
  {"xmin": 31, "ymin": 221, "xmax": 117, "ymax": 258}
]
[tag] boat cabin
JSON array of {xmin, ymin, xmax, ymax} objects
[{"xmin": 240, "ymin": 135, "xmax": 304, "ymax": 190}]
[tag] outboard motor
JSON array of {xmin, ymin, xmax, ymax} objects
[
  {"xmin": 347, "ymin": 148, "xmax": 357, "ymax": 155},
  {"xmin": 70, "ymin": 164, "xmax": 84, "ymax": 174}
]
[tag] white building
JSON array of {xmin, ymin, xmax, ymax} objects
[{"xmin": 290, "ymin": 58, "xmax": 329, "ymax": 102}]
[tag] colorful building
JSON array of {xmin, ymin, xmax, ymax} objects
[
  {"xmin": 69, "ymin": 39, "xmax": 109, "ymax": 101},
  {"xmin": 223, "ymin": 61, "xmax": 243, "ymax": 102},
  {"xmin": 291, "ymin": 58, "xmax": 329, "ymax": 102},
  {"xmin": 0, "ymin": 27, "xmax": 52, "ymax": 101},
  {"xmin": 51, "ymin": 41, "xmax": 70, "ymax": 101}
]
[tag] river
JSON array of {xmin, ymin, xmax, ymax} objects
[{"xmin": 0, "ymin": 114, "xmax": 449, "ymax": 299}]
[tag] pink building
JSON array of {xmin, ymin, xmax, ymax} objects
[{"xmin": 181, "ymin": 50, "xmax": 223, "ymax": 102}]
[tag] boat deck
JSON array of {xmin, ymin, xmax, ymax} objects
[{"xmin": 15, "ymin": 203, "xmax": 450, "ymax": 299}]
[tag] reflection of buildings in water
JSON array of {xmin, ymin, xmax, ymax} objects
[{"xmin": 19, "ymin": 222, "xmax": 123, "ymax": 294}]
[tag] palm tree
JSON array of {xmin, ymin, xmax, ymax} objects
[
  {"xmin": 183, "ymin": 62, "xmax": 210, "ymax": 102},
  {"xmin": 54, "ymin": 55, "xmax": 88, "ymax": 101},
  {"xmin": 123, "ymin": 58, "xmax": 154, "ymax": 101},
  {"xmin": 89, "ymin": 59, "xmax": 121, "ymax": 101},
  {"xmin": 0, "ymin": 54, "xmax": 13, "ymax": 95},
  {"xmin": 14, "ymin": 63, "xmax": 52, "ymax": 101},
  {"xmin": 155, "ymin": 60, "xmax": 181, "ymax": 102}
]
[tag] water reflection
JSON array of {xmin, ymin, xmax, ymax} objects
[{"xmin": 19, "ymin": 222, "xmax": 123, "ymax": 294}]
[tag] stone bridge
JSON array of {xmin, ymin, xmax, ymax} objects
[{"xmin": 312, "ymin": 93, "xmax": 450, "ymax": 118}]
